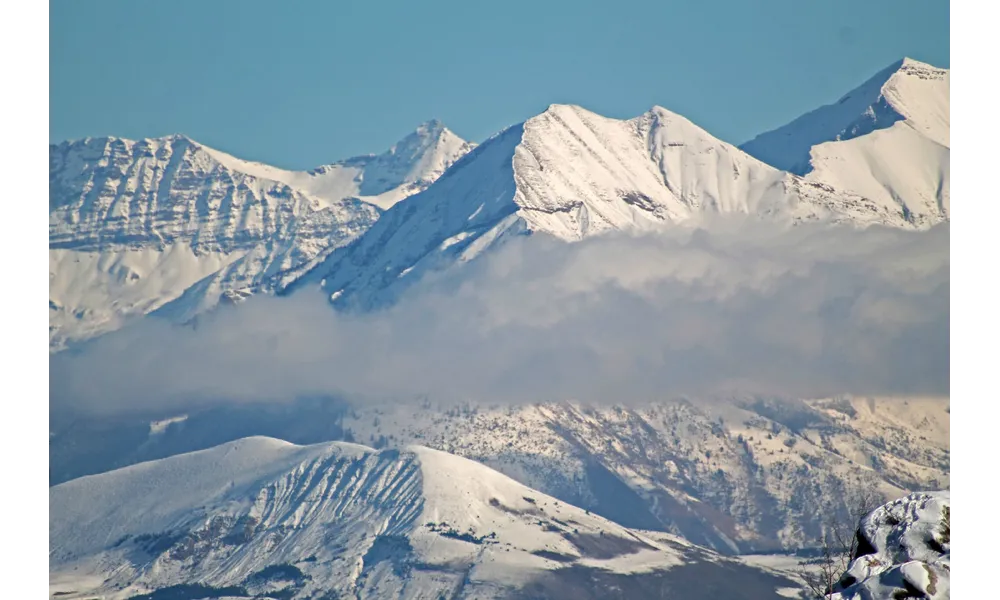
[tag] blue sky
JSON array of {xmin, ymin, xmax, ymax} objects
[{"xmin": 50, "ymin": 0, "xmax": 949, "ymax": 170}]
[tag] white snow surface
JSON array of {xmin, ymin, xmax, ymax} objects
[
  {"xmin": 49, "ymin": 437, "xmax": 771, "ymax": 599},
  {"xmin": 51, "ymin": 59, "xmax": 948, "ymax": 332},
  {"xmin": 741, "ymin": 58, "xmax": 949, "ymax": 227},
  {"xmin": 49, "ymin": 122, "xmax": 473, "ymax": 349},
  {"xmin": 308, "ymin": 100, "xmax": 919, "ymax": 309},
  {"xmin": 830, "ymin": 491, "xmax": 950, "ymax": 600},
  {"xmin": 200, "ymin": 119, "xmax": 476, "ymax": 212},
  {"xmin": 50, "ymin": 394, "xmax": 949, "ymax": 558}
]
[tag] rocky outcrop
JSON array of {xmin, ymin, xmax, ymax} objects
[{"xmin": 830, "ymin": 491, "xmax": 950, "ymax": 599}]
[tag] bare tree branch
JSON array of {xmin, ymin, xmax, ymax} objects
[{"xmin": 796, "ymin": 476, "xmax": 883, "ymax": 599}]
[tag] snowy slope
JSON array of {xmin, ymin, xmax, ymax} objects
[
  {"xmin": 50, "ymin": 395, "xmax": 949, "ymax": 555},
  {"xmin": 339, "ymin": 396, "xmax": 950, "ymax": 554},
  {"xmin": 741, "ymin": 58, "xmax": 949, "ymax": 227},
  {"xmin": 49, "ymin": 437, "xmax": 802, "ymax": 600},
  {"xmin": 195, "ymin": 119, "xmax": 475, "ymax": 211},
  {"xmin": 830, "ymin": 491, "xmax": 949, "ymax": 600},
  {"xmin": 49, "ymin": 123, "xmax": 473, "ymax": 349},
  {"xmin": 302, "ymin": 103, "xmax": 905, "ymax": 310}
]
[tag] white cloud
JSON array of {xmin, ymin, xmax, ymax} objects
[{"xmin": 50, "ymin": 220, "xmax": 949, "ymax": 415}]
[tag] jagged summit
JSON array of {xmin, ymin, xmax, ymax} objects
[{"xmin": 413, "ymin": 117, "xmax": 445, "ymax": 133}]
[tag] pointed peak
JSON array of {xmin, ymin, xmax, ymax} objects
[
  {"xmin": 855, "ymin": 57, "xmax": 947, "ymax": 93},
  {"xmin": 898, "ymin": 56, "xmax": 941, "ymax": 70},
  {"xmin": 640, "ymin": 105, "xmax": 715, "ymax": 137},
  {"xmin": 410, "ymin": 119, "xmax": 454, "ymax": 141},
  {"xmin": 818, "ymin": 57, "xmax": 946, "ymax": 110},
  {"xmin": 645, "ymin": 105, "xmax": 690, "ymax": 120},
  {"xmin": 541, "ymin": 103, "xmax": 590, "ymax": 116},
  {"xmin": 416, "ymin": 118, "xmax": 444, "ymax": 131},
  {"xmin": 894, "ymin": 57, "xmax": 948, "ymax": 77},
  {"xmin": 392, "ymin": 120, "xmax": 469, "ymax": 151}
]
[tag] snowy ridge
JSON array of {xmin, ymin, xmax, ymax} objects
[
  {"xmin": 740, "ymin": 58, "xmax": 948, "ymax": 174},
  {"xmin": 49, "ymin": 123, "xmax": 473, "ymax": 349},
  {"xmin": 51, "ymin": 59, "xmax": 948, "ymax": 332},
  {"xmin": 338, "ymin": 396, "xmax": 949, "ymax": 554},
  {"xmin": 212, "ymin": 119, "xmax": 477, "ymax": 212},
  {"xmin": 306, "ymin": 101, "xmax": 919, "ymax": 310},
  {"xmin": 830, "ymin": 491, "xmax": 949, "ymax": 599},
  {"xmin": 50, "ymin": 395, "xmax": 949, "ymax": 555},
  {"xmin": 741, "ymin": 58, "xmax": 949, "ymax": 227},
  {"xmin": 49, "ymin": 437, "xmax": 801, "ymax": 600}
]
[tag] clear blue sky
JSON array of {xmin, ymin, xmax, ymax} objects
[{"xmin": 50, "ymin": 0, "xmax": 949, "ymax": 170}]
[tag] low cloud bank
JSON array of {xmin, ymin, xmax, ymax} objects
[{"xmin": 51, "ymin": 220, "xmax": 949, "ymax": 415}]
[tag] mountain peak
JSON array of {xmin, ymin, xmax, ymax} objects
[
  {"xmin": 898, "ymin": 56, "xmax": 942, "ymax": 70},
  {"xmin": 842, "ymin": 57, "xmax": 942, "ymax": 99},
  {"xmin": 538, "ymin": 103, "xmax": 601, "ymax": 120},
  {"xmin": 642, "ymin": 105, "xmax": 701, "ymax": 127},
  {"xmin": 740, "ymin": 58, "xmax": 948, "ymax": 173},
  {"xmin": 161, "ymin": 132, "xmax": 194, "ymax": 143},
  {"xmin": 414, "ymin": 118, "xmax": 446, "ymax": 134},
  {"xmin": 391, "ymin": 119, "xmax": 462, "ymax": 154}
]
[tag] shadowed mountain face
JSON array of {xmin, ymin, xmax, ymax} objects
[
  {"xmin": 49, "ymin": 395, "xmax": 949, "ymax": 554},
  {"xmin": 515, "ymin": 559, "xmax": 801, "ymax": 600}
]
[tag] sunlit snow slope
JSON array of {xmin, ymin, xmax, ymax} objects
[
  {"xmin": 49, "ymin": 122, "xmax": 473, "ymax": 349},
  {"xmin": 49, "ymin": 394, "xmax": 949, "ymax": 556},
  {"xmin": 306, "ymin": 99, "xmax": 925, "ymax": 310},
  {"xmin": 49, "ymin": 437, "xmax": 801, "ymax": 600},
  {"xmin": 741, "ymin": 58, "xmax": 949, "ymax": 227}
]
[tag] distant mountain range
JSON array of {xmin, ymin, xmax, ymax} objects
[
  {"xmin": 50, "ymin": 58, "xmax": 948, "ymax": 347},
  {"xmin": 48, "ymin": 58, "xmax": 950, "ymax": 600}
]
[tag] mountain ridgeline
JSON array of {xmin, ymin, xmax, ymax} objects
[{"xmin": 50, "ymin": 58, "xmax": 949, "ymax": 344}]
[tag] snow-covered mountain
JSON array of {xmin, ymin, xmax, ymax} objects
[
  {"xmin": 830, "ymin": 491, "xmax": 949, "ymax": 599},
  {"xmin": 302, "ymin": 99, "xmax": 931, "ymax": 310},
  {"xmin": 49, "ymin": 437, "xmax": 804, "ymax": 600},
  {"xmin": 741, "ymin": 58, "xmax": 949, "ymax": 228},
  {"xmin": 50, "ymin": 59, "xmax": 948, "ymax": 334},
  {"xmin": 338, "ymin": 396, "xmax": 950, "ymax": 554},
  {"xmin": 49, "ymin": 394, "xmax": 949, "ymax": 555},
  {"xmin": 49, "ymin": 122, "xmax": 474, "ymax": 349},
  {"xmin": 48, "ymin": 57, "xmax": 950, "ymax": 596}
]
